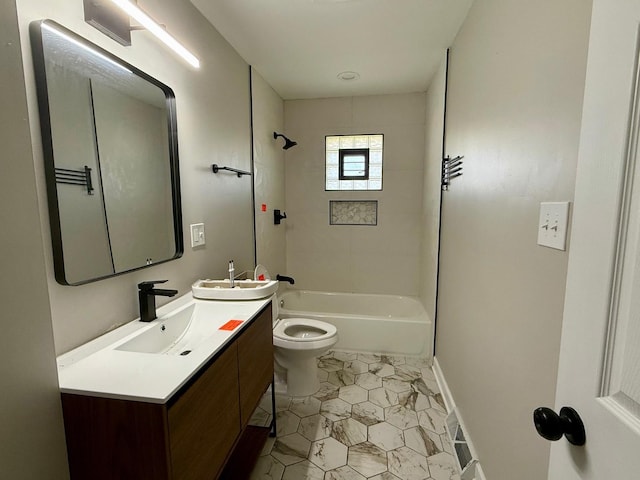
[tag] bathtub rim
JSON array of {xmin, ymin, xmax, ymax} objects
[
  {"xmin": 276, "ymin": 289, "xmax": 432, "ymax": 357},
  {"xmin": 277, "ymin": 289, "xmax": 428, "ymax": 321}
]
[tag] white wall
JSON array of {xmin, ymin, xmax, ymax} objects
[
  {"xmin": 0, "ymin": 2, "xmax": 69, "ymax": 478},
  {"xmin": 252, "ymin": 68, "xmax": 287, "ymax": 279},
  {"xmin": 48, "ymin": 70, "xmax": 114, "ymax": 282},
  {"xmin": 284, "ymin": 93, "xmax": 426, "ymax": 295},
  {"xmin": 92, "ymin": 86, "xmax": 173, "ymax": 273},
  {"xmin": 17, "ymin": 0, "xmax": 256, "ymax": 354},
  {"xmin": 420, "ymin": 55, "xmax": 448, "ymax": 320},
  {"xmin": 5, "ymin": 1, "xmax": 286, "ymax": 476},
  {"xmin": 433, "ymin": 0, "xmax": 592, "ymax": 479}
]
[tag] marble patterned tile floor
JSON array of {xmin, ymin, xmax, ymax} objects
[{"xmin": 249, "ymin": 350, "xmax": 460, "ymax": 480}]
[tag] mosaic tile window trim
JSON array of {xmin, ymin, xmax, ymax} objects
[
  {"xmin": 330, "ymin": 200, "xmax": 378, "ymax": 226},
  {"xmin": 326, "ymin": 134, "xmax": 383, "ymax": 191}
]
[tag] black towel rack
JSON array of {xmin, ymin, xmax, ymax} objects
[
  {"xmin": 442, "ymin": 155, "xmax": 464, "ymax": 191},
  {"xmin": 211, "ymin": 164, "xmax": 252, "ymax": 177},
  {"xmin": 55, "ymin": 166, "xmax": 94, "ymax": 195}
]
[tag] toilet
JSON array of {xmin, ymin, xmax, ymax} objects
[{"xmin": 272, "ymin": 299, "xmax": 338, "ymax": 397}]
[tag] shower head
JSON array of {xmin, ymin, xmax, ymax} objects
[{"xmin": 273, "ymin": 132, "xmax": 297, "ymax": 150}]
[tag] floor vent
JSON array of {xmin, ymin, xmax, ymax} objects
[{"xmin": 446, "ymin": 410, "xmax": 481, "ymax": 480}]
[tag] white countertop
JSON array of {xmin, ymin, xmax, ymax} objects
[{"xmin": 56, "ymin": 293, "xmax": 271, "ymax": 404}]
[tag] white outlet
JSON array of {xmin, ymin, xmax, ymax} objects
[
  {"xmin": 537, "ymin": 202, "xmax": 570, "ymax": 250},
  {"xmin": 190, "ymin": 223, "xmax": 206, "ymax": 248}
]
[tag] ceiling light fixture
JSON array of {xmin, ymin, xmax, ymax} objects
[
  {"xmin": 83, "ymin": 0, "xmax": 200, "ymax": 68},
  {"xmin": 41, "ymin": 21, "xmax": 132, "ymax": 74},
  {"xmin": 337, "ymin": 71, "xmax": 360, "ymax": 81}
]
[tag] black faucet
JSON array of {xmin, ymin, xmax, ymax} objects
[
  {"xmin": 138, "ymin": 280, "xmax": 178, "ymax": 322},
  {"xmin": 276, "ymin": 274, "xmax": 295, "ymax": 285}
]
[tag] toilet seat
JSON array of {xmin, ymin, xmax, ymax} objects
[
  {"xmin": 273, "ymin": 317, "xmax": 337, "ymax": 350},
  {"xmin": 270, "ymin": 295, "xmax": 339, "ymax": 395},
  {"xmin": 273, "ymin": 318, "xmax": 337, "ymax": 341}
]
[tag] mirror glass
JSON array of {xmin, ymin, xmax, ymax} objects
[{"xmin": 30, "ymin": 20, "xmax": 183, "ymax": 285}]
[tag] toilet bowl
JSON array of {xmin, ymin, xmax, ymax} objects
[{"xmin": 272, "ymin": 300, "xmax": 338, "ymax": 397}]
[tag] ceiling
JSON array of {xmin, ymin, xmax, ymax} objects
[{"xmin": 190, "ymin": 0, "xmax": 474, "ymax": 100}]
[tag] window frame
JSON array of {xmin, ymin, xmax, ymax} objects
[
  {"xmin": 325, "ymin": 134, "xmax": 384, "ymax": 191},
  {"xmin": 338, "ymin": 148, "xmax": 370, "ymax": 181}
]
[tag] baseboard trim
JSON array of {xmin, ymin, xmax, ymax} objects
[
  {"xmin": 433, "ymin": 356, "xmax": 487, "ymax": 480},
  {"xmin": 432, "ymin": 356, "xmax": 455, "ymax": 413}
]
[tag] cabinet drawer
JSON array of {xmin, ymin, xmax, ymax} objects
[
  {"xmin": 237, "ymin": 303, "xmax": 274, "ymax": 426},
  {"xmin": 168, "ymin": 345, "xmax": 240, "ymax": 480}
]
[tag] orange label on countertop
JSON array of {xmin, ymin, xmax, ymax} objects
[{"xmin": 219, "ymin": 320, "xmax": 244, "ymax": 331}]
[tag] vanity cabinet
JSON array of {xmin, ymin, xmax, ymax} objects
[
  {"xmin": 61, "ymin": 303, "xmax": 273, "ymax": 480},
  {"xmin": 168, "ymin": 345, "xmax": 240, "ymax": 480},
  {"xmin": 237, "ymin": 303, "xmax": 274, "ymax": 426}
]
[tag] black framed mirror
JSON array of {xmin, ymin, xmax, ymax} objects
[{"xmin": 30, "ymin": 19, "xmax": 183, "ymax": 285}]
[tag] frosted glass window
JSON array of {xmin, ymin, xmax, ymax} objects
[
  {"xmin": 326, "ymin": 134, "xmax": 383, "ymax": 191},
  {"xmin": 340, "ymin": 149, "xmax": 369, "ymax": 180}
]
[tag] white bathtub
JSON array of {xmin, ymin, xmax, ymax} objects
[{"xmin": 277, "ymin": 290, "xmax": 432, "ymax": 357}]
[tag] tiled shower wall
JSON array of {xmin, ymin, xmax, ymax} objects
[{"xmin": 283, "ymin": 94, "xmax": 426, "ymax": 295}]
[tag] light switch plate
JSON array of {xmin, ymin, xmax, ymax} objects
[
  {"xmin": 537, "ymin": 202, "xmax": 570, "ymax": 250},
  {"xmin": 190, "ymin": 223, "xmax": 205, "ymax": 248}
]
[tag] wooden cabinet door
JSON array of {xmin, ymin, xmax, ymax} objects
[
  {"xmin": 62, "ymin": 394, "xmax": 171, "ymax": 480},
  {"xmin": 237, "ymin": 303, "xmax": 274, "ymax": 426},
  {"xmin": 168, "ymin": 345, "xmax": 240, "ymax": 480}
]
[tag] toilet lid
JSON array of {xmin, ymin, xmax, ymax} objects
[{"xmin": 273, "ymin": 318, "xmax": 337, "ymax": 342}]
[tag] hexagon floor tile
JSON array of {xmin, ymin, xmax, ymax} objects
[
  {"xmin": 331, "ymin": 418, "xmax": 367, "ymax": 447},
  {"xmin": 348, "ymin": 441, "xmax": 388, "ymax": 477},
  {"xmin": 351, "ymin": 401, "xmax": 384, "ymax": 426},
  {"xmin": 290, "ymin": 396, "xmax": 322, "ymax": 418},
  {"xmin": 249, "ymin": 350, "xmax": 460, "ymax": 480},
  {"xmin": 298, "ymin": 414, "xmax": 333, "ymax": 442},
  {"xmin": 338, "ymin": 384, "xmax": 368, "ymax": 404},
  {"xmin": 309, "ymin": 437, "xmax": 348, "ymax": 470},
  {"xmin": 388, "ymin": 446, "xmax": 431, "ymax": 480},
  {"xmin": 368, "ymin": 422, "xmax": 404, "ymax": 451}
]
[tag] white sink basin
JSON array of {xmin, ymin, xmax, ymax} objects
[
  {"xmin": 116, "ymin": 303, "xmax": 213, "ymax": 356},
  {"xmin": 57, "ymin": 293, "xmax": 272, "ymax": 403},
  {"xmin": 114, "ymin": 299, "xmax": 260, "ymax": 356},
  {"xmin": 115, "ymin": 303, "xmax": 244, "ymax": 355},
  {"xmin": 191, "ymin": 279, "xmax": 278, "ymax": 300}
]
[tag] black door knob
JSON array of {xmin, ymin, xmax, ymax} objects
[{"xmin": 533, "ymin": 406, "xmax": 586, "ymax": 446}]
